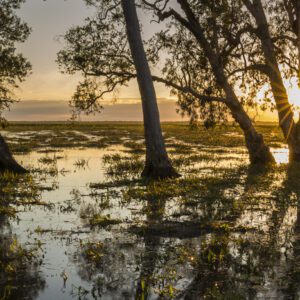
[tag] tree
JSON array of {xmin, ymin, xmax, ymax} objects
[
  {"xmin": 142, "ymin": 0, "xmax": 274, "ymax": 165},
  {"xmin": 278, "ymin": 0, "xmax": 300, "ymax": 82},
  {"xmin": 58, "ymin": 0, "xmax": 179, "ymax": 179},
  {"xmin": 121, "ymin": 0, "xmax": 179, "ymax": 178},
  {"xmin": 58, "ymin": 0, "xmax": 274, "ymax": 165},
  {"xmin": 0, "ymin": 0, "xmax": 31, "ymax": 173},
  {"xmin": 194, "ymin": 0, "xmax": 300, "ymax": 162},
  {"xmin": 238, "ymin": 0, "xmax": 298, "ymax": 160}
]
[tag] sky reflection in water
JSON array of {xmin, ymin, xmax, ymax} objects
[{"xmin": 0, "ymin": 143, "xmax": 299, "ymax": 299}]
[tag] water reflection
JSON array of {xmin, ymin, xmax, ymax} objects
[
  {"xmin": 2, "ymin": 142, "xmax": 300, "ymax": 299},
  {"xmin": 177, "ymin": 165, "xmax": 300, "ymax": 299},
  {"xmin": 277, "ymin": 164, "xmax": 300, "ymax": 299},
  {"xmin": 70, "ymin": 161, "xmax": 300, "ymax": 299},
  {"xmin": 0, "ymin": 171, "xmax": 46, "ymax": 300},
  {"xmin": 0, "ymin": 214, "xmax": 45, "ymax": 300},
  {"xmin": 271, "ymin": 147, "xmax": 289, "ymax": 164},
  {"xmin": 135, "ymin": 199, "xmax": 165, "ymax": 299}
]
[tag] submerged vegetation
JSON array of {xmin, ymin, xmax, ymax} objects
[
  {"xmin": 0, "ymin": 224, "xmax": 45, "ymax": 300},
  {"xmin": 0, "ymin": 172, "xmax": 51, "ymax": 218},
  {"xmin": 2, "ymin": 121, "xmax": 285, "ymax": 153},
  {"xmin": 0, "ymin": 122, "xmax": 299, "ymax": 299}
]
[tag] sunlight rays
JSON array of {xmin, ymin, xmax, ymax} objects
[{"xmin": 287, "ymin": 78, "xmax": 300, "ymax": 121}]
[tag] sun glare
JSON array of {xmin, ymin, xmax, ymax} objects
[{"xmin": 286, "ymin": 78, "xmax": 300, "ymax": 120}]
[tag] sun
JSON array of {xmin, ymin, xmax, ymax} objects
[{"xmin": 286, "ymin": 78, "xmax": 300, "ymax": 120}]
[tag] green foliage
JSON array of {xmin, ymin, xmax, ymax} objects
[
  {"xmin": 0, "ymin": 0, "xmax": 31, "ymax": 124},
  {"xmin": 57, "ymin": 0, "xmax": 291, "ymax": 128},
  {"xmin": 88, "ymin": 214, "xmax": 122, "ymax": 227},
  {"xmin": 102, "ymin": 153, "xmax": 144, "ymax": 178},
  {"xmin": 145, "ymin": 0, "xmax": 273, "ymax": 126},
  {"xmin": 0, "ymin": 171, "xmax": 51, "ymax": 218},
  {"xmin": 57, "ymin": 0, "xmax": 135, "ymax": 119}
]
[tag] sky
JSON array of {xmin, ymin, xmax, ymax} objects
[
  {"xmin": 8, "ymin": 0, "xmax": 178, "ymax": 121},
  {"xmin": 4, "ymin": 0, "xmax": 285, "ymax": 122},
  {"xmin": 15, "ymin": 0, "xmax": 92, "ymax": 102}
]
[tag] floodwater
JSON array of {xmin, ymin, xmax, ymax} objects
[{"xmin": 1, "ymin": 138, "xmax": 300, "ymax": 299}]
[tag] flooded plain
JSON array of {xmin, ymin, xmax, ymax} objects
[{"xmin": 0, "ymin": 123, "xmax": 299, "ymax": 299}]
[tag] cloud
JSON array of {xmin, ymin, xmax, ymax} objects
[{"xmin": 4, "ymin": 99, "xmax": 186, "ymax": 122}]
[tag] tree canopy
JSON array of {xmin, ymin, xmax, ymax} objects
[
  {"xmin": 0, "ymin": 0, "xmax": 31, "ymax": 125},
  {"xmin": 57, "ymin": 0, "xmax": 227, "ymax": 125},
  {"xmin": 57, "ymin": 0, "xmax": 133, "ymax": 118}
]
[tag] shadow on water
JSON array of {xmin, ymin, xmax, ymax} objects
[
  {"xmin": 172, "ymin": 164, "xmax": 300, "ymax": 299},
  {"xmin": 0, "ymin": 213, "xmax": 45, "ymax": 300},
  {"xmin": 175, "ymin": 166, "xmax": 277, "ymax": 299},
  {"xmin": 3, "ymin": 132, "xmax": 300, "ymax": 299},
  {"xmin": 135, "ymin": 199, "xmax": 165, "ymax": 300},
  {"xmin": 0, "ymin": 172, "xmax": 46, "ymax": 300},
  {"xmin": 71, "ymin": 162, "xmax": 300, "ymax": 299},
  {"xmin": 279, "ymin": 163, "xmax": 300, "ymax": 298},
  {"xmin": 132, "ymin": 165, "xmax": 279, "ymax": 299}
]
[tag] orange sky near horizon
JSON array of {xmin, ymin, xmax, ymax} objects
[{"xmin": 10, "ymin": 0, "xmax": 300, "ymax": 123}]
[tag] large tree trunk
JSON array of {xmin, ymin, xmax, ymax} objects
[
  {"xmin": 244, "ymin": 0, "xmax": 300, "ymax": 162},
  {"xmin": 0, "ymin": 135, "xmax": 27, "ymax": 173},
  {"xmin": 223, "ymin": 83, "xmax": 275, "ymax": 164},
  {"xmin": 176, "ymin": 0, "xmax": 274, "ymax": 164},
  {"xmin": 121, "ymin": 0, "xmax": 179, "ymax": 179},
  {"xmin": 296, "ymin": 0, "xmax": 300, "ymax": 82}
]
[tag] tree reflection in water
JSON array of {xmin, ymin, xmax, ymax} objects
[
  {"xmin": 0, "ymin": 172, "xmax": 46, "ymax": 300},
  {"xmin": 0, "ymin": 214, "xmax": 45, "ymax": 300},
  {"xmin": 72, "ymin": 164, "xmax": 300, "ymax": 299}
]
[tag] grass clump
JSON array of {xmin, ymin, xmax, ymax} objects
[
  {"xmin": 103, "ymin": 154, "xmax": 143, "ymax": 178},
  {"xmin": 89, "ymin": 214, "xmax": 122, "ymax": 227},
  {"xmin": 38, "ymin": 155, "xmax": 57, "ymax": 165},
  {"xmin": 74, "ymin": 158, "xmax": 89, "ymax": 168},
  {"xmin": 0, "ymin": 172, "xmax": 50, "ymax": 218},
  {"xmin": 80, "ymin": 241, "xmax": 104, "ymax": 265},
  {"xmin": 80, "ymin": 203, "xmax": 122, "ymax": 228},
  {"xmin": 123, "ymin": 141, "xmax": 145, "ymax": 154},
  {"xmin": 123, "ymin": 172, "xmax": 239, "ymax": 203},
  {"xmin": 0, "ymin": 232, "xmax": 44, "ymax": 300},
  {"xmin": 0, "ymin": 238, "xmax": 39, "ymax": 274}
]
